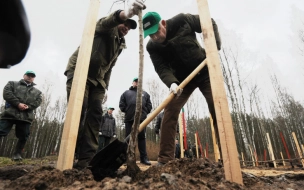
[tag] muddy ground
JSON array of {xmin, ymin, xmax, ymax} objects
[{"xmin": 0, "ymin": 158, "xmax": 304, "ymax": 190}]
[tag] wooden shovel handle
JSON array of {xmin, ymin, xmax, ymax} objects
[{"xmin": 138, "ymin": 59, "xmax": 207, "ymax": 132}]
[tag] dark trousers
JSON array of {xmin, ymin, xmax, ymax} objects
[
  {"xmin": 67, "ymin": 78, "xmax": 105, "ymax": 162},
  {"xmin": 158, "ymin": 76, "xmax": 218, "ymax": 163},
  {"xmin": 125, "ymin": 121, "xmax": 148, "ymax": 161},
  {"xmin": 0, "ymin": 119, "xmax": 31, "ymax": 154},
  {"xmin": 98, "ymin": 135, "xmax": 111, "ymax": 151}
]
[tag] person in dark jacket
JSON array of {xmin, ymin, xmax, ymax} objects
[
  {"xmin": 64, "ymin": 0, "xmax": 146, "ymax": 169},
  {"xmin": 0, "ymin": 71, "xmax": 42, "ymax": 161},
  {"xmin": 143, "ymin": 12, "xmax": 221, "ymax": 165},
  {"xmin": 155, "ymin": 111, "xmax": 179, "ymax": 136},
  {"xmin": 119, "ymin": 77, "xmax": 152, "ymax": 165},
  {"xmin": 98, "ymin": 107, "xmax": 116, "ymax": 151}
]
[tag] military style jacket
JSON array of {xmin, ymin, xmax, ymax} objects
[
  {"xmin": 146, "ymin": 13, "xmax": 222, "ymax": 88},
  {"xmin": 64, "ymin": 10, "xmax": 127, "ymax": 89},
  {"xmin": 99, "ymin": 113, "xmax": 116, "ymax": 137},
  {"xmin": 119, "ymin": 87, "xmax": 152, "ymax": 123},
  {"xmin": 1, "ymin": 80, "xmax": 42, "ymax": 123}
]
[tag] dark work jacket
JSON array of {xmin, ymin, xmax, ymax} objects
[
  {"xmin": 146, "ymin": 13, "xmax": 221, "ymax": 88},
  {"xmin": 65, "ymin": 10, "xmax": 126, "ymax": 89},
  {"xmin": 1, "ymin": 80, "xmax": 42, "ymax": 123},
  {"xmin": 119, "ymin": 86, "xmax": 152, "ymax": 122},
  {"xmin": 99, "ymin": 113, "xmax": 116, "ymax": 137}
]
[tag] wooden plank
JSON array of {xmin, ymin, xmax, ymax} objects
[
  {"xmin": 241, "ymin": 152, "xmax": 245, "ymax": 166},
  {"xmin": 56, "ymin": 0, "xmax": 100, "ymax": 171},
  {"xmin": 266, "ymin": 133, "xmax": 277, "ymax": 168},
  {"xmin": 210, "ymin": 114, "xmax": 220, "ymax": 161},
  {"xmin": 249, "ymin": 145, "xmax": 255, "ymax": 167},
  {"xmin": 179, "ymin": 113, "xmax": 184, "ymax": 158},
  {"xmin": 292, "ymin": 132, "xmax": 304, "ymax": 166},
  {"xmin": 195, "ymin": 133, "xmax": 199, "ymax": 158},
  {"xmin": 280, "ymin": 152, "xmax": 285, "ymax": 166},
  {"xmin": 196, "ymin": 0, "xmax": 243, "ymax": 185}
]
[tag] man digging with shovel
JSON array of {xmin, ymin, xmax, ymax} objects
[{"xmin": 143, "ymin": 11, "xmax": 222, "ymax": 166}]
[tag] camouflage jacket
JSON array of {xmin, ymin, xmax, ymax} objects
[
  {"xmin": 146, "ymin": 13, "xmax": 222, "ymax": 88},
  {"xmin": 64, "ymin": 10, "xmax": 127, "ymax": 89},
  {"xmin": 1, "ymin": 80, "xmax": 42, "ymax": 123}
]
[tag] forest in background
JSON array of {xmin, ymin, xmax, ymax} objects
[{"xmin": 0, "ymin": 11, "xmax": 304, "ymax": 165}]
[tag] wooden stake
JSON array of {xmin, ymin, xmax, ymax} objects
[
  {"xmin": 249, "ymin": 145, "xmax": 255, "ymax": 167},
  {"xmin": 210, "ymin": 114, "xmax": 220, "ymax": 161},
  {"xmin": 56, "ymin": 0, "xmax": 100, "ymax": 171},
  {"xmin": 195, "ymin": 133, "xmax": 199, "ymax": 158},
  {"xmin": 291, "ymin": 132, "xmax": 304, "ymax": 167},
  {"xmin": 280, "ymin": 151, "xmax": 285, "ymax": 166},
  {"xmin": 196, "ymin": 0, "xmax": 243, "ymax": 184},
  {"xmin": 179, "ymin": 113, "xmax": 184, "ymax": 158},
  {"xmin": 241, "ymin": 152, "xmax": 245, "ymax": 166},
  {"xmin": 266, "ymin": 133, "xmax": 277, "ymax": 168}
]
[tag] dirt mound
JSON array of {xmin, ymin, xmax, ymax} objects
[{"xmin": 1, "ymin": 158, "xmax": 304, "ymax": 190}]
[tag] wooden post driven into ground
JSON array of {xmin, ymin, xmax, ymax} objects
[
  {"xmin": 210, "ymin": 114, "xmax": 220, "ymax": 161},
  {"xmin": 196, "ymin": 0, "xmax": 243, "ymax": 184},
  {"xmin": 195, "ymin": 133, "xmax": 199, "ymax": 158},
  {"xmin": 266, "ymin": 133, "xmax": 277, "ymax": 168},
  {"xmin": 241, "ymin": 152, "xmax": 245, "ymax": 166},
  {"xmin": 280, "ymin": 152, "xmax": 286, "ymax": 166},
  {"xmin": 179, "ymin": 113, "xmax": 184, "ymax": 158},
  {"xmin": 56, "ymin": 0, "xmax": 100, "ymax": 170},
  {"xmin": 291, "ymin": 132, "xmax": 304, "ymax": 167},
  {"xmin": 249, "ymin": 145, "xmax": 255, "ymax": 167}
]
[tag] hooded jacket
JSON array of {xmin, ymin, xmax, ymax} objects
[
  {"xmin": 64, "ymin": 10, "xmax": 127, "ymax": 89},
  {"xmin": 1, "ymin": 80, "xmax": 42, "ymax": 123},
  {"xmin": 99, "ymin": 112, "xmax": 116, "ymax": 137},
  {"xmin": 146, "ymin": 13, "xmax": 221, "ymax": 88},
  {"xmin": 119, "ymin": 86, "xmax": 152, "ymax": 122}
]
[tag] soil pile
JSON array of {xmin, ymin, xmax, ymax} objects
[{"xmin": 0, "ymin": 158, "xmax": 304, "ymax": 189}]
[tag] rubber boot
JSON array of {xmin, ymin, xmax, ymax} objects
[{"xmin": 12, "ymin": 140, "xmax": 25, "ymax": 161}]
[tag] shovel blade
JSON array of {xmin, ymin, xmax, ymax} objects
[{"xmin": 89, "ymin": 139, "xmax": 128, "ymax": 181}]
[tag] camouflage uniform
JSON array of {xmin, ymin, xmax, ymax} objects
[
  {"xmin": 0, "ymin": 80, "xmax": 42, "ymax": 158},
  {"xmin": 64, "ymin": 10, "xmax": 128, "ymax": 167}
]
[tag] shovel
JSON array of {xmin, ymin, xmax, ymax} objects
[{"xmin": 89, "ymin": 59, "xmax": 207, "ymax": 180}]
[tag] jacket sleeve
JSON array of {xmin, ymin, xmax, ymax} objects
[
  {"xmin": 27, "ymin": 90, "xmax": 42, "ymax": 110},
  {"xmin": 155, "ymin": 113, "xmax": 162, "ymax": 130},
  {"xmin": 184, "ymin": 13, "xmax": 221, "ymax": 50},
  {"xmin": 113, "ymin": 118, "xmax": 116, "ymax": 136},
  {"xmin": 3, "ymin": 81, "xmax": 21, "ymax": 107},
  {"xmin": 145, "ymin": 93, "xmax": 152, "ymax": 114},
  {"xmin": 95, "ymin": 10, "xmax": 125, "ymax": 34},
  {"xmin": 147, "ymin": 43, "xmax": 180, "ymax": 88},
  {"xmin": 119, "ymin": 92, "xmax": 126, "ymax": 112}
]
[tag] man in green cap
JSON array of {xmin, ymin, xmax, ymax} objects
[
  {"xmin": 0, "ymin": 71, "xmax": 42, "ymax": 161},
  {"xmin": 143, "ymin": 12, "xmax": 222, "ymax": 165},
  {"xmin": 98, "ymin": 107, "xmax": 116, "ymax": 151},
  {"xmin": 64, "ymin": 0, "xmax": 146, "ymax": 169}
]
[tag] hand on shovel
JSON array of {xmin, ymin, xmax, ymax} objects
[{"xmin": 170, "ymin": 83, "xmax": 183, "ymax": 96}]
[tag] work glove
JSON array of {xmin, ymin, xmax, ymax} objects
[
  {"xmin": 113, "ymin": 135, "xmax": 117, "ymax": 138},
  {"xmin": 155, "ymin": 128, "xmax": 159, "ymax": 135},
  {"xmin": 102, "ymin": 89, "xmax": 107, "ymax": 104},
  {"xmin": 170, "ymin": 83, "xmax": 183, "ymax": 96},
  {"xmin": 99, "ymin": 132, "xmax": 102, "ymax": 135},
  {"xmin": 124, "ymin": 0, "xmax": 145, "ymax": 18}
]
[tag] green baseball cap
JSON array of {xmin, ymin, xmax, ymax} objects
[
  {"xmin": 133, "ymin": 77, "xmax": 138, "ymax": 82},
  {"xmin": 108, "ymin": 107, "xmax": 115, "ymax": 110},
  {"xmin": 24, "ymin": 70, "xmax": 36, "ymax": 77},
  {"xmin": 143, "ymin": 12, "xmax": 161, "ymax": 38}
]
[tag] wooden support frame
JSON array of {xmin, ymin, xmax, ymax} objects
[
  {"xmin": 280, "ymin": 152, "xmax": 286, "ymax": 166},
  {"xmin": 179, "ymin": 113, "xmax": 184, "ymax": 158},
  {"xmin": 292, "ymin": 132, "xmax": 304, "ymax": 167},
  {"xmin": 266, "ymin": 133, "xmax": 277, "ymax": 168},
  {"xmin": 56, "ymin": 0, "xmax": 100, "ymax": 171},
  {"xmin": 196, "ymin": 0, "xmax": 243, "ymax": 184}
]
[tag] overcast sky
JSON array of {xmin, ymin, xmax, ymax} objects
[{"xmin": 1, "ymin": 0, "xmax": 304, "ymax": 113}]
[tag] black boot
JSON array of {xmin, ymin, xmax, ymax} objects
[{"xmin": 12, "ymin": 140, "xmax": 25, "ymax": 161}]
